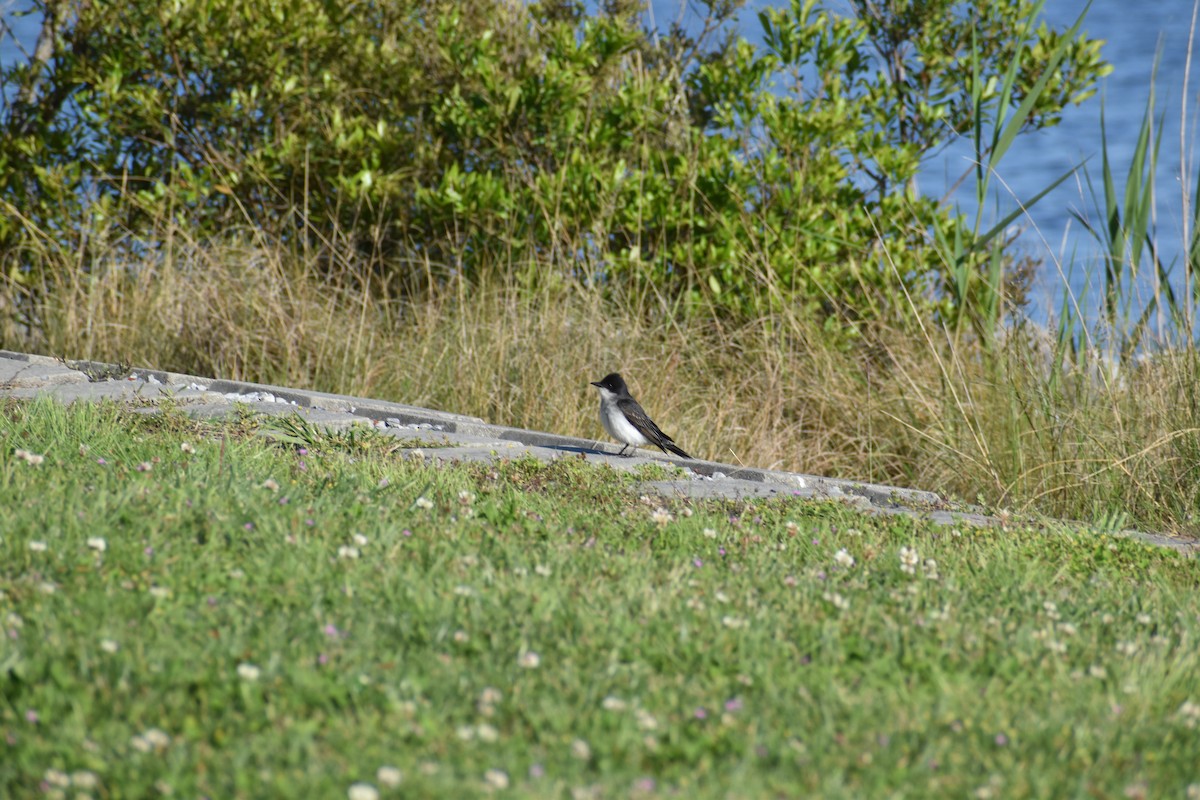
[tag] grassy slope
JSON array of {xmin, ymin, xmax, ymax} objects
[
  {"xmin": 20, "ymin": 244, "xmax": 1200, "ymax": 537},
  {"xmin": 2, "ymin": 398, "xmax": 1198, "ymax": 798}
]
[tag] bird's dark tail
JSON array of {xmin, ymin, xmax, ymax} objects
[{"xmin": 659, "ymin": 440, "xmax": 691, "ymax": 459}]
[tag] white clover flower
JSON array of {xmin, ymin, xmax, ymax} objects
[
  {"xmin": 100, "ymin": 638, "xmax": 119, "ymax": 653},
  {"xmin": 180, "ymin": 442, "xmax": 195, "ymax": 454},
  {"xmin": 376, "ymin": 766, "xmax": 402, "ymax": 787},
  {"xmin": 458, "ymin": 490, "xmax": 476, "ymax": 505},
  {"xmin": 352, "ymin": 533, "xmax": 369, "ymax": 547},
  {"xmin": 518, "ymin": 651, "xmax": 541, "ymax": 669},
  {"xmin": 635, "ymin": 709, "xmax": 658, "ymax": 731},
  {"xmin": 721, "ymin": 615, "xmax": 747, "ymax": 629},
  {"xmin": 476, "ymin": 723, "xmax": 499, "ymax": 743},
  {"xmin": 484, "ymin": 769, "xmax": 509, "ymax": 790},
  {"xmin": 347, "ymin": 782, "xmax": 379, "ymax": 800},
  {"xmin": 833, "ymin": 548, "xmax": 855, "ymax": 568},
  {"xmin": 456, "ymin": 726, "xmax": 476, "ymax": 741},
  {"xmin": 148, "ymin": 586, "xmax": 171, "ymax": 599},
  {"xmin": 43, "ymin": 769, "xmax": 70, "ymax": 787},
  {"xmin": 898, "ymin": 546, "xmax": 919, "ymax": 574},
  {"xmin": 601, "ymin": 696, "xmax": 628, "ymax": 712},
  {"xmin": 237, "ymin": 663, "xmax": 261, "ymax": 681},
  {"xmin": 337, "ymin": 546, "xmax": 361, "ymax": 560},
  {"xmin": 480, "ymin": 687, "xmax": 503, "ymax": 705},
  {"xmin": 86, "ymin": 537, "xmax": 107, "ymax": 552},
  {"xmin": 28, "ymin": 540, "xmax": 48, "ymax": 552},
  {"xmin": 571, "ymin": 739, "xmax": 592, "ymax": 760},
  {"xmin": 650, "ymin": 508, "xmax": 674, "ymax": 526},
  {"xmin": 15, "ymin": 449, "xmax": 45, "ymax": 465},
  {"xmin": 1177, "ymin": 700, "xmax": 1200, "ymax": 728},
  {"xmin": 261, "ymin": 478, "xmax": 280, "ymax": 492},
  {"xmin": 703, "ymin": 528, "xmax": 718, "ymax": 539},
  {"xmin": 822, "ymin": 591, "xmax": 850, "ymax": 611},
  {"xmin": 141, "ymin": 728, "xmax": 171, "ymax": 750},
  {"xmin": 534, "ymin": 564, "xmax": 552, "ymax": 577},
  {"xmin": 71, "ymin": 771, "xmax": 100, "ymax": 789},
  {"xmin": 923, "ymin": 558, "xmax": 940, "ymax": 580},
  {"xmin": 133, "ymin": 729, "xmax": 171, "ymax": 753},
  {"xmin": 1088, "ymin": 664, "xmax": 1107, "ymax": 679},
  {"xmin": 415, "ymin": 496, "xmax": 434, "ymax": 510}
]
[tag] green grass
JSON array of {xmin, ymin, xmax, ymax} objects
[{"xmin": 2, "ymin": 398, "xmax": 1199, "ymax": 799}]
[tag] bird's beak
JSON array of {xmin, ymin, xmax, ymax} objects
[{"xmin": 590, "ymin": 381, "xmax": 602, "ymax": 388}]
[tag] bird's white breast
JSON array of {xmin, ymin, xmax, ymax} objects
[{"xmin": 597, "ymin": 390, "xmax": 649, "ymax": 445}]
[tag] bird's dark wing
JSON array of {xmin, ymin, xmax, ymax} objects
[{"xmin": 618, "ymin": 397, "xmax": 691, "ymax": 459}]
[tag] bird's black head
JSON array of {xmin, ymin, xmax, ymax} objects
[{"xmin": 590, "ymin": 373, "xmax": 627, "ymax": 393}]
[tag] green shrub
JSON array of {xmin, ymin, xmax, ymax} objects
[{"xmin": 1, "ymin": 0, "xmax": 1108, "ymax": 325}]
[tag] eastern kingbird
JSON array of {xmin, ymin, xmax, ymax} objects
[{"xmin": 590, "ymin": 372, "xmax": 691, "ymax": 459}]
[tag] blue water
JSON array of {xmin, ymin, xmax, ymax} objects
[
  {"xmin": 656, "ymin": 0, "xmax": 1200, "ymax": 324},
  {"xmin": 3, "ymin": 1, "xmax": 1197, "ymax": 322}
]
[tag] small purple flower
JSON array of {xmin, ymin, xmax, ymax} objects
[
  {"xmin": 144, "ymin": 546, "xmax": 155, "ymax": 557},
  {"xmin": 317, "ymin": 653, "xmax": 329, "ymax": 665},
  {"xmin": 297, "ymin": 448, "xmax": 308, "ymax": 456},
  {"xmin": 243, "ymin": 522, "xmax": 254, "ymax": 531},
  {"xmin": 994, "ymin": 733, "xmax": 1008, "ymax": 746},
  {"xmin": 96, "ymin": 458, "xmax": 107, "ymax": 466},
  {"xmin": 694, "ymin": 707, "xmax": 707, "ymax": 720},
  {"xmin": 24, "ymin": 709, "xmax": 38, "ymax": 724},
  {"xmin": 718, "ymin": 547, "xmax": 726, "ymax": 556},
  {"xmin": 724, "ymin": 698, "xmax": 743, "ymax": 712},
  {"xmin": 402, "ymin": 529, "xmax": 412, "ymax": 537},
  {"xmin": 812, "ymin": 538, "xmax": 819, "ymax": 545},
  {"xmin": 305, "ymin": 518, "xmax": 315, "ymax": 527},
  {"xmin": 634, "ymin": 778, "xmax": 656, "ymax": 792},
  {"xmin": 278, "ymin": 497, "xmax": 289, "ymax": 505},
  {"xmin": 323, "ymin": 624, "xmax": 341, "ymax": 638},
  {"xmin": 528, "ymin": 764, "xmax": 545, "ymax": 779},
  {"xmin": 297, "ymin": 461, "xmax": 307, "ymax": 472},
  {"xmin": 693, "ymin": 558, "xmax": 703, "ymax": 568},
  {"xmin": 206, "ymin": 596, "xmax": 218, "ymax": 607}
]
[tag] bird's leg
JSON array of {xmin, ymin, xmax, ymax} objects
[{"xmin": 617, "ymin": 443, "xmax": 632, "ymax": 457}]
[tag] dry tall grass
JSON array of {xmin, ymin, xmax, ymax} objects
[{"xmin": 5, "ymin": 221, "xmax": 1200, "ymax": 535}]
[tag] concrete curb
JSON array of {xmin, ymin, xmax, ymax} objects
[{"xmin": 3, "ymin": 349, "xmax": 1195, "ymax": 555}]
